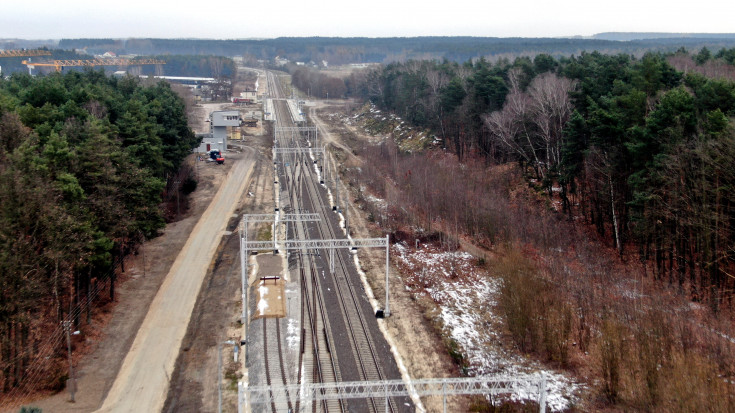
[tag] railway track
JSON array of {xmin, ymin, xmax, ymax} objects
[
  {"xmin": 260, "ymin": 70, "xmax": 410, "ymax": 412},
  {"xmin": 248, "ymin": 71, "xmax": 303, "ymax": 413},
  {"xmin": 299, "ymin": 253, "xmax": 343, "ymax": 413},
  {"xmin": 280, "ymin": 112, "xmax": 397, "ymax": 412},
  {"xmin": 270, "ymin": 80, "xmax": 344, "ymax": 412},
  {"xmin": 296, "ymin": 148, "xmax": 397, "ymax": 413},
  {"xmin": 263, "ymin": 318, "xmax": 293, "ymax": 413}
]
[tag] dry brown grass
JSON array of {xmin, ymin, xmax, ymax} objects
[
  {"xmin": 321, "ymin": 102, "xmax": 735, "ymax": 411},
  {"xmin": 496, "ymin": 250, "xmax": 575, "ymax": 368}
]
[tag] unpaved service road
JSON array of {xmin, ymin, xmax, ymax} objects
[{"xmin": 95, "ymin": 148, "xmax": 256, "ymax": 413}]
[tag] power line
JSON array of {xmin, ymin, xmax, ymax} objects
[{"xmin": 0, "ymin": 255, "xmax": 125, "ymax": 408}]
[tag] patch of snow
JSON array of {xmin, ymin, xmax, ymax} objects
[
  {"xmin": 257, "ymin": 285, "xmax": 270, "ymax": 315},
  {"xmin": 286, "ymin": 318, "xmax": 300, "ymax": 350},
  {"xmin": 346, "ymin": 237, "xmax": 426, "ymax": 411},
  {"xmin": 393, "ymin": 242, "xmax": 582, "ymax": 411},
  {"xmin": 365, "ymin": 194, "xmax": 387, "ymax": 209}
]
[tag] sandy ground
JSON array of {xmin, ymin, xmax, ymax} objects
[
  {"xmin": 163, "ymin": 136, "xmax": 275, "ymax": 413},
  {"xmin": 20, "ymin": 133, "xmax": 240, "ymax": 413},
  {"xmin": 90, "ymin": 142, "xmax": 254, "ymax": 412}
]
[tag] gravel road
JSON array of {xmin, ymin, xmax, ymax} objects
[{"xmin": 94, "ymin": 147, "xmax": 256, "ymax": 413}]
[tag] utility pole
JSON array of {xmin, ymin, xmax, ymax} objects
[
  {"xmin": 240, "ymin": 233, "xmax": 249, "ymax": 327},
  {"xmin": 138, "ymin": 230, "xmax": 146, "ymax": 277},
  {"xmin": 142, "ymin": 236, "xmax": 146, "ymax": 277},
  {"xmin": 63, "ymin": 321, "xmax": 76, "ymax": 402},
  {"xmin": 385, "ymin": 234, "xmax": 391, "ymax": 317},
  {"xmin": 174, "ymin": 179, "xmax": 181, "ymax": 219},
  {"xmin": 335, "ymin": 158, "xmax": 340, "ymax": 212},
  {"xmin": 344, "ymin": 205, "xmax": 349, "ymax": 235}
]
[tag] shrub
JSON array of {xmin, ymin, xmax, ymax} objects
[
  {"xmin": 496, "ymin": 249, "xmax": 573, "ymax": 365},
  {"xmin": 497, "ymin": 251, "xmax": 542, "ymax": 353},
  {"xmin": 662, "ymin": 351, "xmax": 732, "ymax": 412},
  {"xmin": 632, "ymin": 313, "xmax": 673, "ymax": 408},
  {"xmin": 181, "ymin": 176, "xmax": 198, "ymax": 194},
  {"xmin": 542, "ymin": 301, "xmax": 573, "ymax": 367},
  {"xmin": 599, "ymin": 315, "xmax": 625, "ymax": 404}
]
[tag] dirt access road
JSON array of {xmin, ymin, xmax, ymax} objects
[{"xmin": 91, "ymin": 147, "xmax": 255, "ymax": 413}]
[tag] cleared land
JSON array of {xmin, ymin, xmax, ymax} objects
[{"xmin": 93, "ymin": 145, "xmax": 255, "ymax": 413}]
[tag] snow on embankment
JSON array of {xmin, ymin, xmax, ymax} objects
[{"xmin": 393, "ymin": 242, "xmax": 581, "ymax": 411}]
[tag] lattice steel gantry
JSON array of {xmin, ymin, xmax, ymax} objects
[
  {"xmin": 241, "ymin": 236, "xmax": 392, "ymax": 318},
  {"xmin": 274, "ymin": 126, "xmax": 318, "ymax": 148},
  {"xmin": 239, "ymin": 213, "xmax": 321, "ymax": 328},
  {"xmin": 240, "ymin": 376, "xmax": 548, "ymax": 413}
]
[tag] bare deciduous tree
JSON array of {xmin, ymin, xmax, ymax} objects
[
  {"xmin": 484, "ymin": 69, "xmax": 575, "ymax": 180},
  {"xmin": 210, "ymin": 57, "xmax": 224, "ymax": 79},
  {"xmin": 483, "ymin": 103, "xmax": 527, "ymax": 163},
  {"xmin": 527, "ymin": 72, "xmax": 576, "ymax": 171},
  {"xmin": 484, "ymin": 68, "xmax": 543, "ymax": 177},
  {"xmin": 667, "ymin": 54, "xmax": 735, "ymax": 81}
]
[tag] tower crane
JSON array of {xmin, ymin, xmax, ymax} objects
[
  {"xmin": 21, "ymin": 58, "xmax": 166, "ymax": 74},
  {"xmin": 0, "ymin": 49, "xmax": 52, "ymax": 58}
]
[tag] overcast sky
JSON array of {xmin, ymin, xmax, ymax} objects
[{"xmin": 2, "ymin": 0, "xmax": 734, "ymax": 39}]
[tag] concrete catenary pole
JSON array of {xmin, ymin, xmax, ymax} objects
[{"xmin": 385, "ymin": 234, "xmax": 390, "ymax": 316}]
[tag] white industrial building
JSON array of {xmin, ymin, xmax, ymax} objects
[
  {"xmin": 232, "ymin": 78, "xmax": 259, "ymax": 104},
  {"xmin": 195, "ymin": 110, "xmax": 242, "ymax": 153}
]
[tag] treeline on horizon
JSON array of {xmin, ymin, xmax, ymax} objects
[
  {"xmin": 58, "ymin": 36, "xmax": 735, "ymax": 65},
  {"xmin": 0, "ymin": 70, "xmax": 197, "ymax": 394},
  {"xmin": 137, "ymin": 55, "xmax": 236, "ymax": 78},
  {"xmin": 349, "ymin": 46, "xmax": 735, "ymax": 310}
]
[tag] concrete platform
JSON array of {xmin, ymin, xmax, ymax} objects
[
  {"xmin": 253, "ymin": 278, "xmax": 286, "ymax": 318},
  {"xmin": 252, "ymin": 254, "xmax": 286, "ymax": 319}
]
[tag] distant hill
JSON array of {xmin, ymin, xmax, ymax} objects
[
  {"xmin": 54, "ymin": 36, "xmax": 735, "ymax": 66},
  {"xmin": 592, "ymin": 32, "xmax": 735, "ymax": 41},
  {"xmin": 0, "ymin": 38, "xmax": 59, "ymax": 49}
]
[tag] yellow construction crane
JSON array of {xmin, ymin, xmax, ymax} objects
[
  {"xmin": 22, "ymin": 58, "xmax": 166, "ymax": 73},
  {"xmin": 0, "ymin": 49, "xmax": 52, "ymax": 58}
]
